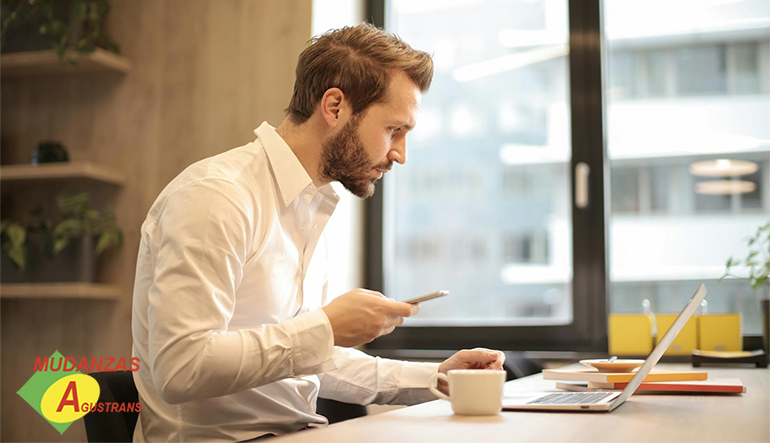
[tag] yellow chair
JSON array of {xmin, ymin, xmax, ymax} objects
[
  {"xmin": 656, "ymin": 314, "xmax": 698, "ymax": 355},
  {"xmin": 698, "ymin": 314, "xmax": 742, "ymax": 352},
  {"xmin": 608, "ymin": 314, "xmax": 654, "ymax": 356}
]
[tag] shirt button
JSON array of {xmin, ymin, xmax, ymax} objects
[{"xmin": 314, "ymin": 224, "xmax": 319, "ymax": 229}]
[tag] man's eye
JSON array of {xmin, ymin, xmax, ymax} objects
[{"xmin": 391, "ymin": 127, "xmax": 402, "ymax": 135}]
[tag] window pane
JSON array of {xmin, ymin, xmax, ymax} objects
[
  {"xmin": 733, "ymin": 42, "xmax": 761, "ymax": 94},
  {"xmin": 645, "ymin": 50, "xmax": 669, "ymax": 97},
  {"xmin": 676, "ymin": 45, "xmax": 728, "ymax": 95},
  {"xmin": 384, "ymin": 0, "xmax": 572, "ymax": 326},
  {"xmin": 605, "ymin": 0, "xmax": 770, "ymax": 334}
]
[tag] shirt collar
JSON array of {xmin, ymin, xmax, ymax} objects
[{"xmin": 254, "ymin": 122, "xmax": 339, "ymax": 207}]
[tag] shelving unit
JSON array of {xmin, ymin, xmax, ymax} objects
[
  {"xmin": 1, "ymin": 161, "xmax": 125, "ymax": 300},
  {"xmin": 0, "ymin": 161, "xmax": 126, "ymax": 187},
  {"xmin": 0, "ymin": 283, "xmax": 121, "ymax": 300},
  {"xmin": 1, "ymin": 48, "xmax": 131, "ymax": 78}
]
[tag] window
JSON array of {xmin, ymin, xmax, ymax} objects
[
  {"xmin": 378, "ymin": 0, "xmax": 579, "ymax": 333},
  {"xmin": 676, "ymin": 45, "xmax": 728, "ymax": 96},
  {"xmin": 606, "ymin": 0, "xmax": 770, "ymax": 335},
  {"xmin": 367, "ymin": 0, "xmax": 770, "ymax": 350},
  {"xmin": 608, "ymin": 42, "xmax": 766, "ymax": 100}
]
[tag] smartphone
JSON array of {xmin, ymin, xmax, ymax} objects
[{"xmin": 403, "ymin": 290, "xmax": 449, "ymax": 304}]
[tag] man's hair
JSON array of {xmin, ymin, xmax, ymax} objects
[{"xmin": 286, "ymin": 23, "xmax": 434, "ymax": 124}]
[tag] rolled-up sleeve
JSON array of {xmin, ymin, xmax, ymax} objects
[{"xmin": 146, "ymin": 179, "xmax": 336, "ymax": 405}]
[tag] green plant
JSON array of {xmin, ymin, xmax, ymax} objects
[
  {"xmin": 47, "ymin": 190, "xmax": 123, "ymax": 258},
  {"xmin": 0, "ymin": 190, "xmax": 123, "ymax": 270},
  {"xmin": 1, "ymin": 220, "xmax": 27, "ymax": 269},
  {"xmin": 721, "ymin": 221, "xmax": 770, "ymax": 290},
  {"xmin": 1, "ymin": 0, "xmax": 119, "ymax": 65}
]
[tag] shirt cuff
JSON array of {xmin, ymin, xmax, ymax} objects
[
  {"xmin": 283, "ymin": 308, "xmax": 337, "ymax": 376},
  {"xmin": 397, "ymin": 362, "xmax": 440, "ymax": 405}
]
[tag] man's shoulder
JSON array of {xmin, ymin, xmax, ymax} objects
[
  {"xmin": 206, "ymin": 142, "xmax": 268, "ymax": 181},
  {"xmin": 146, "ymin": 142, "xmax": 274, "ymax": 224}
]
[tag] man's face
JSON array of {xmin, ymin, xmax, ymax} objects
[{"xmin": 320, "ymin": 72, "xmax": 421, "ymax": 198}]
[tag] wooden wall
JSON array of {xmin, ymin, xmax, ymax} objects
[{"xmin": 0, "ymin": 1, "xmax": 312, "ymax": 441}]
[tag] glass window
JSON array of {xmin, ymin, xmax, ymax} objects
[
  {"xmin": 644, "ymin": 50, "xmax": 669, "ymax": 97},
  {"xmin": 383, "ymin": 0, "xmax": 573, "ymax": 326},
  {"xmin": 371, "ymin": 0, "xmax": 769, "ymax": 349},
  {"xmin": 732, "ymin": 42, "xmax": 761, "ymax": 94},
  {"xmin": 605, "ymin": 0, "xmax": 770, "ymax": 334},
  {"xmin": 608, "ymin": 50, "xmax": 637, "ymax": 99},
  {"xmin": 610, "ymin": 166, "xmax": 640, "ymax": 213},
  {"xmin": 676, "ymin": 45, "xmax": 728, "ymax": 95}
]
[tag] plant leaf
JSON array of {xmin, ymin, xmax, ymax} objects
[
  {"xmin": 95, "ymin": 232, "xmax": 112, "ymax": 256},
  {"xmin": 52, "ymin": 237, "xmax": 69, "ymax": 255},
  {"xmin": 53, "ymin": 218, "xmax": 83, "ymax": 238},
  {"xmin": 56, "ymin": 190, "xmax": 89, "ymax": 215},
  {"xmin": 1, "ymin": 221, "xmax": 27, "ymax": 269},
  {"xmin": 8, "ymin": 246, "xmax": 25, "ymax": 269}
]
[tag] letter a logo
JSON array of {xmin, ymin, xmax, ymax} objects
[{"xmin": 56, "ymin": 381, "xmax": 80, "ymax": 413}]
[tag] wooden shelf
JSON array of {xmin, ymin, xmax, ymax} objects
[
  {"xmin": 0, "ymin": 283, "xmax": 121, "ymax": 300},
  {"xmin": 1, "ymin": 48, "xmax": 131, "ymax": 78},
  {"xmin": 0, "ymin": 161, "xmax": 126, "ymax": 186}
]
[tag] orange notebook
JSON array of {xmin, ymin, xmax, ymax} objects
[
  {"xmin": 542, "ymin": 369, "xmax": 708, "ymax": 383},
  {"xmin": 556, "ymin": 378, "xmax": 745, "ymax": 394}
]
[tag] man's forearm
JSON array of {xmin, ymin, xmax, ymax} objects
[{"xmin": 317, "ymin": 347, "xmax": 439, "ymax": 406}]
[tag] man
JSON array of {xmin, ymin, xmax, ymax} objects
[{"xmin": 131, "ymin": 23, "xmax": 505, "ymax": 442}]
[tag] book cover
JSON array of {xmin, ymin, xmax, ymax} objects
[
  {"xmin": 556, "ymin": 378, "xmax": 745, "ymax": 394},
  {"xmin": 543, "ymin": 369, "xmax": 709, "ymax": 383}
]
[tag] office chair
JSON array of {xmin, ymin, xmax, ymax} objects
[
  {"xmin": 316, "ymin": 397, "xmax": 368, "ymax": 424},
  {"xmin": 81, "ymin": 371, "xmax": 365, "ymax": 438},
  {"xmin": 503, "ymin": 351, "xmax": 546, "ymax": 380},
  {"xmin": 83, "ymin": 371, "xmax": 140, "ymax": 443}
]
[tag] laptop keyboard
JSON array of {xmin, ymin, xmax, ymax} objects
[{"xmin": 527, "ymin": 392, "xmax": 614, "ymax": 405}]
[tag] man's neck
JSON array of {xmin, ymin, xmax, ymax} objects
[{"xmin": 275, "ymin": 116, "xmax": 329, "ymax": 187}]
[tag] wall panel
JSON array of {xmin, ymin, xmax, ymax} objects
[{"xmin": 0, "ymin": 1, "xmax": 312, "ymax": 441}]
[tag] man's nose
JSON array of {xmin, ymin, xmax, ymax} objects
[{"xmin": 388, "ymin": 139, "xmax": 407, "ymax": 165}]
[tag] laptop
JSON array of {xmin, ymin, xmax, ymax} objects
[{"xmin": 502, "ymin": 284, "xmax": 707, "ymax": 412}]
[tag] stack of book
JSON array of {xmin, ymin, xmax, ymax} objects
[{"xmin": 542, "ymin": 369, "xmax": 746, "ymax": 394}]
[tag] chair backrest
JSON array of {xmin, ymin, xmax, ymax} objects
[
  {"xmin": 83, "ymin": 371, "xmax": 140, "ymax": 443},
  {"xmin": 503, "ymin": 351, "xmax": 546, "ymax": 380},
  {"xmin": 316, "ymin": 397, "xmax": 368, "ymax": 424}
]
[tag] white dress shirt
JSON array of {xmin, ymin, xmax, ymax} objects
[{"xmin": 131, "ymin": 122, "xmax": 439, "ymax": 442}]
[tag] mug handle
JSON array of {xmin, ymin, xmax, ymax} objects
[{"xmin": 428, "ymin": 373, "xmax": 450, "ymax": 401}]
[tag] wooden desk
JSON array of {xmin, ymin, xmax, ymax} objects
[{"xmin": 272, "ymin": 364, "xmax": 769, "ymax": 443}]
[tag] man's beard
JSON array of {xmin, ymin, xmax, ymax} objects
[{"xmin": 320, "ymin": 116, "xmax": 391, "ymax": 198}]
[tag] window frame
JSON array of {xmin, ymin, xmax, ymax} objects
[{"xmin": 364, "ymin": 0, "xmax": 610, "ymax": 352}]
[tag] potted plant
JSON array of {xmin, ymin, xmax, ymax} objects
[
  {"xmin": 1, "ymin": 190, "xmax": 123, "ymax": 283},
  {"xmin": 721, "ymin": 221, "xmax": 770, "ymax": 354},
  {"xmin": 1, "ymin": 0, "xmax": 120, "ymax": 65},
  {"xmin": 722, "ymin": 221, "xmax": 770, "ymax": 291}
]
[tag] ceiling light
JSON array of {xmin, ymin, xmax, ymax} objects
[
  {"xmin": 695, "ymin": 180, "xmax": 756, "ymax": 195},
  {"xmin": 689, "ymin": 159, "xmax": 758, "ymax": 177}
]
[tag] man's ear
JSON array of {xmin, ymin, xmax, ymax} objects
[{"xmin": 320, "ymin": 87, "xmax": 347, "ymax": 129}]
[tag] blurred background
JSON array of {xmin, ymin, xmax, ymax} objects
[
  {"xmin": 1, "ymin": 0, "xmax": 768, "ymax": 441},
  {"xmin": 378, "ymin": 0, "xmax": 769, "ymax": 335}
]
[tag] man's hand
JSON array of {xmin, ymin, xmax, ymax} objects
[
  {"xmin": 436, "ymin": 348, "xmax": 506, "ymax": 394},
  {"xmin": 322, "ymin": 289, "xmax": 419, "ymax": 347}
]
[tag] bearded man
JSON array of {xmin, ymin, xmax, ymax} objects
[{"xmin": 131, "ymin": 23, "xmax": 505, "ymax": 442}]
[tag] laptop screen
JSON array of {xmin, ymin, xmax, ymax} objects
[{"xmin": 609, "ymin": 284, "xmax": 708, "ymax": 409}]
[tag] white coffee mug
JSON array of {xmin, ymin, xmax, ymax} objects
[{"xmin": 428, "ymin": 369, "xmax": 506, "ymax": 415}]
